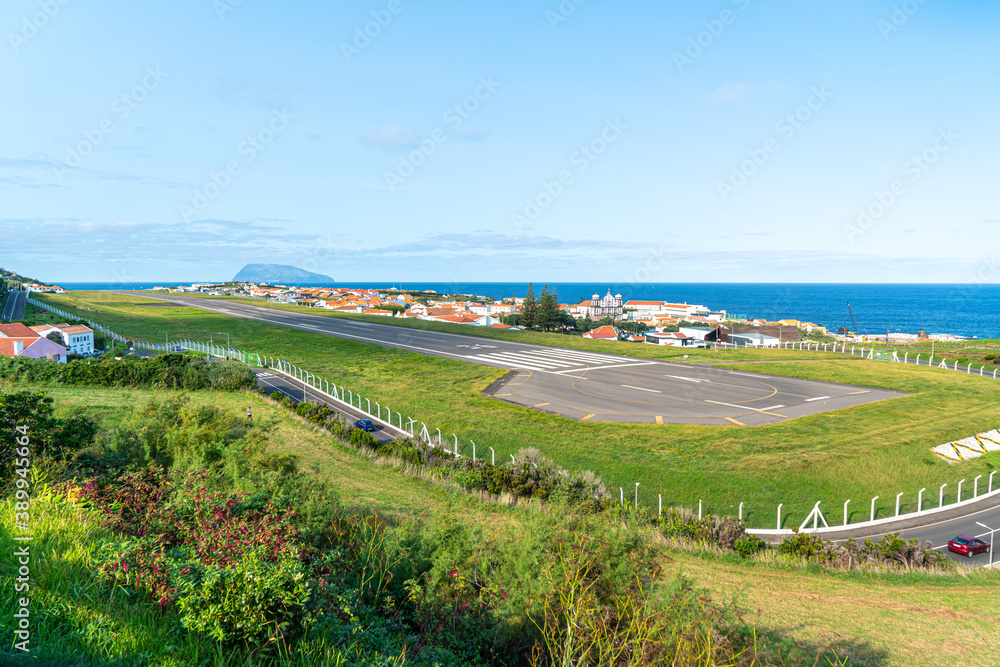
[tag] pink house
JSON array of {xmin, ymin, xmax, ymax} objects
[{"xmin": 0, "ymin": 323, "xmax": 68, "ymax": 363}]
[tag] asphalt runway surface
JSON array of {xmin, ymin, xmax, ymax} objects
[
  {"xmin": 124, "ymin": 293, "xmax": 904, "ymax": 426},
  {"xmin": 1, "ymin": 291, "xmax": 26, "ymax": 321}
]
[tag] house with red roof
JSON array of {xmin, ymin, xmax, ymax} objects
[
  {"xmin": 582, "ymin": 325, "xmax": 619, "ymax": 339},
  {"xmin": 0, "ymin": 323, "xmax": 68, "ymax": 363}
]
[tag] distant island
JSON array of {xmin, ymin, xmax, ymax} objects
[{"xmin": 233, "ymin": 264, "xmax": 334, "ymax": 284}]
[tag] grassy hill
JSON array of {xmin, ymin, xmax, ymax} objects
[
  {"xmin": 30, "ymin": 291, "xmax": 1000, "ymax": 530},
  {"xmin": 2, "ymin": 384, "xmax": 997, "ymax": 666}
]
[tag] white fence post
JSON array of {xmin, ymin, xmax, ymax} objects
[
  {"xmin": 776, "ymin": 503, "xmax": 782, "ymax": 530},
  {"xmin": 895, "ymin": 492, "xmax": 904, "ymax": 516},
  {"xmin": 974, "ymin": 475, "xmax": 982, "ymax": 498},
  {"xmin": 738, "ymin": 502, "xmax": 743, "ymax": 521},
  {"xmin": 939, "ymin": 483, "xmax": 947, "ymax": 507},
  {"xmin": 917, "ymin": 487, "xmax": 926, "ymax": 513},
  {"xmin": 659, "ymin": 494, "xmax": 662, "ymax": 517},
  {"xmin": 958, "ymin": 479, "xmax": 965, "ymax": 503},
  {"xmin": 843, "ymin": 499, "xmax": 850, "ymax": 526},
  {"xmin": 870, "ymin": 495, "xmax": 879, "ymax": 521},
  {"xmin": 698, "ymin": 500, "xmax": 702, "ymax": 520},
  {"xmin": 490, "ymin": 447, "xmax": 495, "ymax": 465}
]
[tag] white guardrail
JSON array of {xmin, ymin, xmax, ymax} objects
[
  {"xmin": 27, "ymin": 296, "xmax": 1000, "ymax": 531},
  {"xmin": 728, "ymin": 339, "xmax": 998, "ymax": 380}
]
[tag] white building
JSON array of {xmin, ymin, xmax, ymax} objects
[{"xmin": 29, "ymin": 323, "xmax": 95, "ymax": 355}]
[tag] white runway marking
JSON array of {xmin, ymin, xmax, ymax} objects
[
  {"xmin": 554, "ymin": 362, "xmax": 657, "ymax": 373},
  {"xmin": 804, "ymin": 396, "xmax": 830, "ymax": 402},
  {"xmin": 666, "ymin": 375, "xmax": 709, "ymax": 383},
  {"xmin": 705, "ymin": 400, "xmax": 786, "ymax": 413},
  {"xmin": 621, "ymin": 384, "xmax": 662, "ymax": 394},
  {"xmin": 478, "ymin": 353, "xmax": 575, "ymax": 369}
]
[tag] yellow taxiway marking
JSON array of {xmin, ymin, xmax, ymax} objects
[
  {"xmin": 495, "ymin": 393, "xmax": 511, "ymax": 396},
  {"xmin": 531, "ymin": 402, "xmax": 551, "ymax": 408},
  {"xmin": 581, "ymin": 414, "xmax": 596, "ymax": 421},
  {"xmin": 725, "ymin": 417, "xmax": 747, "ymax": 426},
  {"xmin": 655, "ymin": 416, "xmax": 663, "ymax": 425},
  {"xmin": 848, "ymin": 390, "xmax": 870, "ymax": 395}
]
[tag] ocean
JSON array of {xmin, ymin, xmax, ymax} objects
[{"xmin": 58, "ymin": 282, "xmax": 1000, "ymax": 340}]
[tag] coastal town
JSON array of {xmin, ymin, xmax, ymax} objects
[{"xmin": 22, "ymin": 280, "xmax": 968, "ymax": 348}]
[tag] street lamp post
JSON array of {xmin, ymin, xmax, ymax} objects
[
  {"xmin": 215, "ymin": 332, "xmax": 231, "ymax": 353},
  {"xmin": 201, "ymin": 330, "xmax": 213, "ymax": 352}
]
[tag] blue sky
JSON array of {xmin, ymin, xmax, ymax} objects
[{"xmin": 1, "ymin": 0, "xmax": 997, "ymax": 284}]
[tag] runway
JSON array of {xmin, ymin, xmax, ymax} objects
[
  {"xmin": 1, "ymin": 290, "xmax": 26, "ymax": 321},
  {"xmin": 119, "ymin": 292, "xmax": 905, "ymax": 425}
]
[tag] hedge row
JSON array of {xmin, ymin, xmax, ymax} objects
[{"xmin": 0, "ymin": 353, "xmax": 256, "ymax": 391}]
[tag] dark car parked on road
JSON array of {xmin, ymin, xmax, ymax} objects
[{"xmin": 947, "ymin": 535, "xmax": 991, "ymax": 557}]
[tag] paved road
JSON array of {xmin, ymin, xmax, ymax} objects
[
  {"xmin": 119, "ymin": 292, "xmax": 904, "ymax": 426},
  {"xmin": 250, "ymin": 367, "xmax": 396, "ymax": 444},
  {"xmin": 751, "ymin": 489, "xmax": 1000, "ymax": 568},
  {"xmin": 1, "ymin": 291, "xmax": 26, "ymax": 321}
]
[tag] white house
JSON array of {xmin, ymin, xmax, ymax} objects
[
  {"xmin": 29, "ymin": 323, "xmax": 95, "ymax": 355},
  {"xmin": 644, "ymin": 331, "xmax": 694, "ymax": 346}
]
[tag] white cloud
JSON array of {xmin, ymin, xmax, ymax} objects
[
  {"xmin": 360, "ymin": 124, "xmax": 418, "ymax": 148},
  {"xmin": 711, "ymin": 82, "xmax": 751, "ymax": 103}
]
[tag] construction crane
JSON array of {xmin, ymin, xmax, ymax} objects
[{"xmin": 846, "ymin": 301, "xmax": 868, "ymax": 338}]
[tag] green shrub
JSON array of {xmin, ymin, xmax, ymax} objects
[
  {"xmin": 0, "ymin": 353, "xmax": 257, "ymax": 391},
  {"xmin": 777, "ymin": 531, "xmax": 948, "ymax": 570},
  {"xmin": 733, "ymin": 535, "xmax": 768, "ymax": 558},
  {"xmin": 173, "ymin": 548, "xmax": 314, "ymax": 646}
]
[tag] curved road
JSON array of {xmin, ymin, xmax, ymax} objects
[{"xmin": 120, "ymin": 292, "xmax": 904, "ymax": 426}]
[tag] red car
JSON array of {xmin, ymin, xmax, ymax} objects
[{"xmin": 947, "ymin": 535, "xmax": 991, "ymax": 557}]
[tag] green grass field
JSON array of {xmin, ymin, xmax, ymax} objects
[{"xmin": 31, "ymin": 291, "xmax": 1000, "ymax": 530}]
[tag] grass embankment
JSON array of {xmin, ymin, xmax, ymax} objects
[
  {"xmin": 4, "ymin": 385, "xmax": 998, "ymax": 666},
  {"xmin": 31, "ymin": 291, "xmax": 1000, "ymax": 528},
  {"xmin": 40, "ymin": 384, "xmax": 498, "ymax": 522},
  {"xmin": 661, "ymin": 549, "xmax": 1000, "ymax": 667}
]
